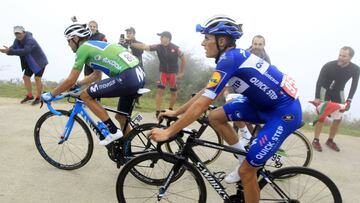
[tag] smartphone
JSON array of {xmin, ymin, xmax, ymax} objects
[{"xmin": 120, "ymin": 34, "xmax": 125, "ymax": 39}]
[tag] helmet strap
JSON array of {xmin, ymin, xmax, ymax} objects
[
  {"xmin": 215, "ymin": 36, "xmax": 236, "ymax": 64},
  {"xmin": 215, "ymin": 36, "xmax": 222, "ymax": 64}
]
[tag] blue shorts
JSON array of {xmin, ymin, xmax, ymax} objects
[
  {"xmin": 86, "ymin": 66, "xmax": 145, "ymax": 113},
  {"xmin": 223, "ymin": 95, "xmax": 302, "ymax": 167}
]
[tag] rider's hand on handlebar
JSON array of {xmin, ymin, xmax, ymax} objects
[
  {"xmin": 41, "ymin": 92, "xmax": 54, "ymax": 103},
  {"xmin": 69, "ymin": 82, "xmax": 81, "ymax": 92},
  {"xmin": 158, "ymin": 109, "xmax": 177, "ymax": 121},
  {"xmin": 149, "ymin": 128, "xmax": 171, "ymax": 142}
]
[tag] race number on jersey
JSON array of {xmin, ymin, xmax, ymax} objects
[{"xmin": 280, "ymin": 74, "xmax": 299, "ymax": 99}]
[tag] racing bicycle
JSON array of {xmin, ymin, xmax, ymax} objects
[
  {"xmin": 34, "ymin": 88, "xmax": 159, "ymax": 170},
  {"xmin": 116, "ymin": 122, "xmax": 342, "ymax": 202}
]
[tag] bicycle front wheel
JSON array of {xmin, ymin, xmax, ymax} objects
[
  {"xmin": 266, "ymin": 130, "xmax": 313, "ymax": 169},
  {"xmin": 34, "ymin": 110, "xmax": 94, "ymax": 170},
  {"xmin": 259, "ymin": 166, "xmax": 342, "ymax": 203},
  {"xmin": 116, "ymin": 152, "xmax": 207, "ymax": 203}
]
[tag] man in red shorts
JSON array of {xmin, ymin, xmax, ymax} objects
[{"xmin": 131, "ymin": 31, "xmax": 186, "ymax": 117}]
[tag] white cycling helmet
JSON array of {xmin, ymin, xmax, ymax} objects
[
  {"xmin": 64, "ymin": 23, "xmax": 92, "ymax": 40},
  {"xmin": 196, "ymin": 15, "xmax": 243, "ymax": 39}
]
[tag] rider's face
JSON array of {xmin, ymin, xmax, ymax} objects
[
  {"xmin": 67, "ymin": 37, "xmax": 79, "ymax": 53},
  {"xmin": 201, "ymin": 34, "xmax": 218, "ymax": 58}
]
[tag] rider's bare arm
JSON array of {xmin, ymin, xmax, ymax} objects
[
  {"xmin": 51, "ymin": 69, "xmax": 81, "ymax": 96},
  {"xmin": 78, "ymin": 70, "xmax": 102, "ymax": 86}
]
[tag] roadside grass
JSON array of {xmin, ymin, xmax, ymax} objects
[{"xmin": 1, "ymin": 81, "xmax": 359, "ymax": 137}]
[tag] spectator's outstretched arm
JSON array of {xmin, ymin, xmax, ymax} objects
[
  {"xmin": 131, "ymin": 42, "xmax": 150, "ymax": 51},
  {"xmin": 7, "ymin": 39, "xmax": 35, "ymax": 56}
]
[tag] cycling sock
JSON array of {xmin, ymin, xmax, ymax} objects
[
  {"xmin": 27, "ymin": 93, "xmax": 33, "ymax": 97},
  {"xmin": 231, "ymin": 141, "xmax": 246, "ymax": 152},
  {"xmin": 231, "ymin": 142, "xmax": 246, "ymax": 164},
  {"xmin": 239, "ymin": 127, "xmax": 252, "ymax": 140},
  {"xmin": 104, "ymin": 119, "xmax": 118, "ymax": 134}
]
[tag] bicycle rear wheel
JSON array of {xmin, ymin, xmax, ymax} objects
[
  {"xmin": 116, "ymin": 152, "xmax": 207, "ymax": 203},
  {"xmin": 34, "ymin": 110, "xmax": 94, "ymax": 170},
  {"xmin": 165, "ymin": 124, "xmax": 223, "ymax": 165},
  {"xmin": 266, "ymin": 130, "xmax": 313, "ymax": 169},
  {"xmin": 259, "ymin": 166, "xmax": 342, "ymax": 203}
]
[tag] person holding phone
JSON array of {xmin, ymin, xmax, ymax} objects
[{"xmin": 119, "ymin": 27, "xmax": 144, "ymax": 68}]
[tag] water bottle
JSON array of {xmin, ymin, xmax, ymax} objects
[{"xmin": 97, "ymin": 121, "xmax": 110, "ymax": 136}]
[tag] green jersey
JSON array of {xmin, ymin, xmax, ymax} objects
[{"xmin": 73, "ymin": 40, "xmax": 139, "ymax": 77}]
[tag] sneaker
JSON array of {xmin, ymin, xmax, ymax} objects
[
  {"xmin": 224, "ymin": 165, "xmax": 241, "ymax": 184},
  {"xmin": 99, "ymin": 129, "xmax": 123, "ymax": 145},
  {"xmin": 312, "ymin": 139, "xmax": 322, "ymax": 152},
  {"xmin": 31, "ymin": 98, "xmax": 41, "ymax": 105},
  {"xmin": 326, "ymin": 139, "xmax": 340, "ymax": 152},
  {"xmin": 20, "ymin": 95, "xmax": 34, "ymax": 104}
]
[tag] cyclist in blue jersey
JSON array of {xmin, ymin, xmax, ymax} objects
[
  {"xmin": 41, "ymin": 24, "xmax": 145, "ymax": 146},
  {"xmin": 149, "ymin": 15, "xmax": 302, "ymax": 203}
]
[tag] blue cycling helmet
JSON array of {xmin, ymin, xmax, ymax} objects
[{"xmin": 196, "ymin": 15, "xmax": 243, "ymax": 39}]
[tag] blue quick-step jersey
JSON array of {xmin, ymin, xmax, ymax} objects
[{"xmin": 203, "ymin": 48, "xmax": 299, "ymax": 110}]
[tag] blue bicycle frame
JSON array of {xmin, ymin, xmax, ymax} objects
[{"xmin": 45, "ymin": 93, "xmax": 108, "ymax": 144}]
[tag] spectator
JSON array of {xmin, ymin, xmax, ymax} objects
[
  {"xmin": 312, "ymin": 46, "xmax": 360, "ymax": 152},
  {"xmin": 0, "ymin": 26, "xmax": 48, "ymax": 105},
  {"xmin": 131, "ymin": 31, "xmax": 186, "ymax": 117},
  {"xmin": 119, "ymin": 27, "xmax": 144, "ymax": 107},
  {"xmin": 246, "ymin": 35, "xmax": 271, "ymax": 64},
  {"xmin": 119, "ymin": 27, "xmax": 144, "ymax": 68},
  {"xmin": 84, "ymin": 20, "xmax": 107, "ymax": 76}
]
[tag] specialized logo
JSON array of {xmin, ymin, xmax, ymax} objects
[{"xmin": 207, "ymin": 71, "xmax": 222, "ymax": 88}]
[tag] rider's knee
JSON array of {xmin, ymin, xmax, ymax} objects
[
  {"xmin": 80, "ymin": 91, "xmax": 91, "ymax": 101},
  {"xmin": 208, "ymin": 110, "xmax": 225, "ymax": 126},
  {"xmin": 115, "ymin": 114, "xmax": 125, "ymax": 121},
  {"xmin": 239, "ymin": 161, "xmax": 257, "ymax": 181}
]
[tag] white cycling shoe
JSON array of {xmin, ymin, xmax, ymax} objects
[
  {"xmin": 224, "ymin": 165, "xmax": 241, "ymax": 184},
  {"xmin": 99, "ymin": 129, "xmax": 123, "ymax": 145}
]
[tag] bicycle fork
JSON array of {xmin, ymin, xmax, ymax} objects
[{"xmin": 157, "ymin": 159, "xmax": 185, "ymax": 200}]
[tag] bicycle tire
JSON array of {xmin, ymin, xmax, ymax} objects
[
  {"xmin": 266, "ymin": 130, "xmax": 313, "ymax": 170},
  {"xmin": 34, "ymin": 110, "xmax": 94, "ymax": 170},
  {"xmin": 259, "ymin": 166, "xmax": 342, "ymax": 203},
  {"xmin": 165, "ymin": 124, "xmax": 223, "ymax": 165},
  {"xmin": 116, "ymin": 152, "xmax": 207, "ymax": 203}
]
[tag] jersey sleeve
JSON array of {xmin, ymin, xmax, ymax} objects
[
  {"xmin": 202, "ymin": 53, "xmax": 237, "ymax": 100},
  {"xmin": 348, "ymin": 65, "xmax": 360, "ymax": 100},
  {"xmin": 73, "ymin": 45, "xmax": 88, "ymax": 71},
  {"xmin": 177, "ymin": 47, "xmax": 184, "ymax": 57}
]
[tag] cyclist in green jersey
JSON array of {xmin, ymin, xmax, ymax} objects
[{"xmin": 41, "ymin": 23, "xmax": 145, "ymax": 145}]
